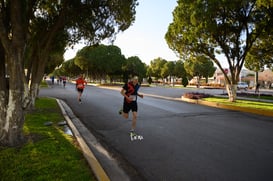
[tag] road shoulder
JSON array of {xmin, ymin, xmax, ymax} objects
[{"xmin": 56, "ymin": 99, "xmax": 130, "ymax": 181}]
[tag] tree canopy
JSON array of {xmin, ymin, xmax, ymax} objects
[
  {"xmin": 122, "ymin": 56, "xmax": 147, "ymax": 82},
  {"xmin": 166, "ymin": 0, "xmax": 273, "ymax": 101},
  {"xmin": 173, "ymin": 60, "xmax": 186, "ymax": 79},
  {"xmin": 147, "ymin": 57, "xmax": 188, "ymax": 85},
  {"xmin": 245, "ymin": 35, "xmax": 273, "ymax": 71},
  {"xmin": 148, "ymin": 58, "xmax": 168, "ymax": 80},
  {"xmin": 0, "ymin": 0, "xmax": 138, "ymax": 146},
  {"xmin": 74, "ymin": 44, "xmax": 126, "ymax": 81},
  {"xmin": 184, "ymin": 55, "xmax": 216, "ymax": 83}
]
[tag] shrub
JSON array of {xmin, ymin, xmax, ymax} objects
[{"xmin": 183, "ymin": 92, "xmax": 211, "ymax": 99}]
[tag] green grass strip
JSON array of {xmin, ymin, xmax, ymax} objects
[
  {"xmin": 40, "ymin": 80, "xmax": 49, "ymax": 88},
  {"xmin": 247, "ymin": 94, "xmax": 273, "ymax": 100},
  {"xmin": 203, "ymin": 97, "xmax": 273, "ymax": 111},
  {"xmin": 0, "ymin": 97, "xmax": 96, "ymax": 181}
]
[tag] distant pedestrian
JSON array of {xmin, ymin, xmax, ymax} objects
[
  {"xmin": 255, "ymin": 83, "xmax": 260, "ymax": 94},
  {"xmin": 62, "ymin": 76, "xmax": 67, "ymax": 87},
  {"xmin": 119, "ymin": 76, "xmax": 143, "ymax": 136},
  {"xmin": 51, "ymin": 76, "xmax": 55, "ymax": 84},
  {"xmin": 75, "ymin": 75, "xmax": 87, "ymax": 103},
  {"xmin": 57, "ymin": 76, "xmax": 60, "ymax": 84}
]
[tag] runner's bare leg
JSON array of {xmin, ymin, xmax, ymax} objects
[{"xmin": 132, "ymin": 111, "xmax": 137, "ymax": 130}]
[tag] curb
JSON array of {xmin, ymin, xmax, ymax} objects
[
  {"xmin": 56, "ymin": 99, "xmax": 111, "ymax": 181},
  {"xmin": 181, "ymin": 96, "xmax": 273, "ymax": 117}
]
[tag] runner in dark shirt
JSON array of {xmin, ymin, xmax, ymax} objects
[{"xmin": 120, "ymin": 76, "xmax": 143, "ymax": 135}]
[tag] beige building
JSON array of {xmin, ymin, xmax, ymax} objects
[{"xmin": 213, "ymin": 68, "xmax": 273, "ymax": 89}]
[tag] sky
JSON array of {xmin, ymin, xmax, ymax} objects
[{"xmin": 64, "ymin": 0, "xmax": 179, "ymax": 65}]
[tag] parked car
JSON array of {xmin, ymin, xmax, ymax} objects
[{"xmin": 237, "ymin": 82, "xmax": 248, "ymax": 90}]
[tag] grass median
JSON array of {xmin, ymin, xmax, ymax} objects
[
  {"xmin": 0, "ymin": 97, "xmax": 96, "ymax": 181},
  {"xmin": 203, "ymin": 97, "xmax": 273, "ymax": 111}
]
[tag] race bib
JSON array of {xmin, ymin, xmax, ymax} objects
[
  {"xmin": 129, "ymin": 95, "xmax": 137, "ymax": 101},
  {"xmin": 77, "ymin": 84, "xmax": 84, "ymax": 89}
]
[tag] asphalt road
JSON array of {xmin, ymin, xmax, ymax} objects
[{"xmin": 40, "ymin": 82, "xmax": 273, "ymax": 181}]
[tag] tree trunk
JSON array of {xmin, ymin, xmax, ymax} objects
[
  {"xmin": 29, "ymin": 83, "xmax": 39, "ymax": 109},
  {"xmin": 255, "ymin": 71, "xmax": 258, "ymax": 85},
  {"xmin": 28, "ymin": 53, "xmax": 47, "ymax": 109},
  {"xmin": 226, "ymin": 84, "xmax": 237, "ymax": 102},
  {"xmin": 0, "ymin": 44, "xmax": 8, "ymax": 140},
  {"xmin": 0, "ymin": 53, "xmax": 25, "ymax": 146}
]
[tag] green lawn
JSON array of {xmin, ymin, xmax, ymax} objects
[
  {"xmin": 203, "ymin": 97, "xmax": 273, "ymax": 111},
  {"xmin": 0, "ymin": 98, "xmax": 96, "ymax": 181},
  {"xmin": 40, "ymin": 79, "xmax": 49, "ymax": 88},
  {"xmin": 247, "ymin": 94, "xmax": 273, "ymax": 100}
]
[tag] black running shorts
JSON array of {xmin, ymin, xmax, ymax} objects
[
  {"xmin": 77, "ymin": 88, "xmax": 84, "ymax": 93},
  {"xmin": 123, "ymin": 101, "xmax": 137, "ymax": 113}
]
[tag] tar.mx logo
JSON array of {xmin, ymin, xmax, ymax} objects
[{"xmin": 130, "ymin": 134, "xmax": 144, "ymax": 141}]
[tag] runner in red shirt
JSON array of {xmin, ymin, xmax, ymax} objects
[{"xmin": 75, "ymin": 75, "xmax": 87, "ymax": 103}]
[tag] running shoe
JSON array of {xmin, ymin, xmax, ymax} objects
[{"xmin": 130, "ymin": 130, "xmax": 137, "ymax": 137}]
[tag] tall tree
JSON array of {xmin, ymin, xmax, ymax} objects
[
  {"xmin": 0, "ymin": 41, "xmax": 7, "ymax": 126},
  {"xmin": 173, "ymin": 60, "xmax": 186, "ymax": 79},
  {"xmin": 161, "ymin": 61, "xmax": 175, "ymax": 84},
  {"xmin": 173, "ymin": 60, "xmax": 188, "ymax": 87},
  {"xmin": 0, "ymin": 0, "xmax": 138, "ymax": 146},
  {"xmin": 149, "ymin": 57, "xmax": 167, "ymax": 80},
  {"xmin": 59, "ymin": 59, "xmax": 82, "ymax": 78},
  {"xmin": 74, "ymin": 44, "xmax": 126, "ymax": 82},
  {"xmin": 166, "ymin": 0, "xmax": 273, "ymax": 101},
  {"xmin": 184, "ymin": 55, "xmax": 216, "ymax": 85},
  {"xmin": 245, "ymin": 35, "xmax": 273, "ymax": 71},
  {"xmin": 244, "ymin": 37, "xmax": 273, "ymax": 85},
  {"xmin": 0, "ymin": 0, "xmax": 28, "ymax": 146},
  {"xmin": 244, "ymin": 1, "xmax": 273, "ymax": 86},
  {"xmin": 123, "ymin": 56, "xmax": 146, "ymax": 83}
]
